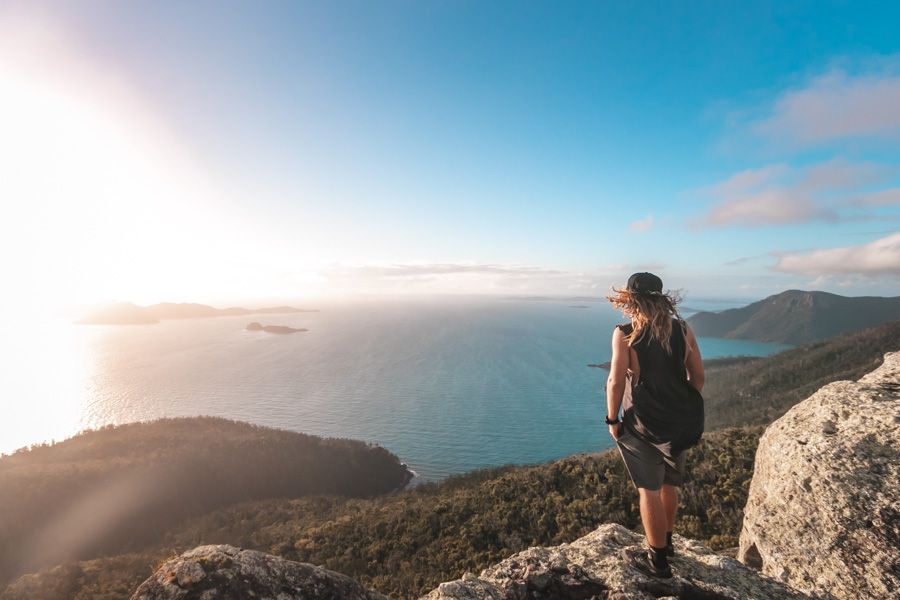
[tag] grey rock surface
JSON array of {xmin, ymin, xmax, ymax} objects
[
  {"xmin": 420, "ymin": 522, "xmax": 811, "ymax": 600},
  {"xmin": 130, "ymin": 544, "xmax": 387, "ymax": 600},
  {"xmin": 738, "ymin": 351, "xmax": 900, "ymax": 600}
]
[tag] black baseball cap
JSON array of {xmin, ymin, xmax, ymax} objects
[{"xmin": 626, "ymin": 272, "xmax": 663, "ymax": 295}]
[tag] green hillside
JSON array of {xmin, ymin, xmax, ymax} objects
[
  {"xmin": 688, "ymin": 290, "xmax": 900, "ymax": 344},
  {"xmin": 702, "ymin": 319, "xmax": 900, "ymax": 429},
  {"xmin": 0, "ymin": 417, "xmax": 411, "ymax": 584}
]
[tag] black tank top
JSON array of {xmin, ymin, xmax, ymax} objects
[{"xmin": 616, "ymin": 317, "xmax": 704, "ymax": 457}]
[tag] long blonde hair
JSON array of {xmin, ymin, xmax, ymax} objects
[{"xmin": 606, "ymin": 286, "xmax": 684, "ymax": 354}]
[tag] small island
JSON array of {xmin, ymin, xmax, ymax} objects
[
  {"xmin": 77, "ymin": 302, "xmax": 318, "ymax": 325},
  {"xmin": 587, "ymin": 362, "xmax": 612, "ymax": 369},
  {"xmin": 246, "ymin": 322, "xmax": 308, "ymax": 334},
  {"xmin": 569, "ymin": 305, "xmax": 589, "ymax": 309}
]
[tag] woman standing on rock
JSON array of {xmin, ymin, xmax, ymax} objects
[{"xmin": 604, "ymin": 272, "xmax": 705, "ymax": 578}]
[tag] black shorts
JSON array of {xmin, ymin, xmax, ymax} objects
[{"xmin": 615, "ymin": 426, "xmax": 686, "ymax": 490}]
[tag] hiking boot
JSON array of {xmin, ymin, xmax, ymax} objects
[
  {"xmin": 666, "ymin": 542, "xmax": 675, "ymax": 557},
  {"xmin": 621, "ymin": 547, "xmax": 673, "ymax": 579}
]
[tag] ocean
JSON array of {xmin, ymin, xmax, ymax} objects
[{"xmin": 1, "ymin": 297, "xmax": 788, "ymax": 484}]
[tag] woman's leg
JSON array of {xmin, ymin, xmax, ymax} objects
[
  {"xmin": 660, "ymin": 484, "xmax": 677, "ymax": 532},
  {"xmin": 637, "ymin": 487, "xmax": 668, "ymax": 548}
]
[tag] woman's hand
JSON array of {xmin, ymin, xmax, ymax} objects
[{"xmin": 609, "ymin": 422, "xmax": 623, "ymax": 440}]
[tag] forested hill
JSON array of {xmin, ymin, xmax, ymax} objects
[
  {"xmin": 687, "ymin": 290, "xmax": 900, "ymax": 344},
  {"xmin": 0, "ymin": 417, "xmax": 412, "ymax": 585},
  {"xmin": 702, "ymin": 318, "xmax": 900, "ymax": 429}
]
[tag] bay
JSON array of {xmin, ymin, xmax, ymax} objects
[{"xmin": 0, "ymin": 298, "xmax": 788, "ymax": 484}]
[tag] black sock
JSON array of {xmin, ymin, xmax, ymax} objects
[
  {"xmin": 666, "ymin": 531, "xmax": 673, "ymax": 547},
  {"xmin": 648, "ymin": 544, "xmax": 668, "ymax": 568}
]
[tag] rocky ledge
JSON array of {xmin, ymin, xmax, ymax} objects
[
  {"xmin": 421, "ymin": 522, "xmax": 810, "ymax": 600},
  {"xmin": 738, "ymin": 351, "xmax": 900, "ymax": 600},
  {"xmin": 129, "ymin": 545, "xmax": 387, "ymax": 600}
]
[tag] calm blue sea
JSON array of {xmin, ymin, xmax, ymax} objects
[{"xmin": 2, "ymin": 297, "xmax": 788, "ymax": 484}]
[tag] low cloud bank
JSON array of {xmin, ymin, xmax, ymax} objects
[{"xmin": 773, "ymin": 232, "xmax": 900, "ymax": 276}]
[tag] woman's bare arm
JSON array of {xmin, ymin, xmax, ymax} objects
[
  {"xmin": 683, "ymin": 322, "xmax": 705, "ymax": 392},
  {"xmin": 606, "ymin": 327, "xmax": 630, "ymax": 423}
]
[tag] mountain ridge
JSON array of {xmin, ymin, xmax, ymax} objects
[
  {"xmin": 76, "ymin": 302, "xmax": 318, "ymax": 324},
  {"xmin": 686, "ymin": 289, "xmax": 900, "ymax": 344}
]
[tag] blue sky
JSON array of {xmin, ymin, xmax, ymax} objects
[{"xmin": 2, "ymin": 1, "xmax": 899, "ymax": 309}]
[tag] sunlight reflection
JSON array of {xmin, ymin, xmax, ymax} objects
[{"xmin": 0, "ymin": 318, "xmax": 96, "ymax": 454}]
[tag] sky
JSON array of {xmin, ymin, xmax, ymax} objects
[{"xmin": 1, "ymin": 1, "xmax": 899, "ymax": 315}]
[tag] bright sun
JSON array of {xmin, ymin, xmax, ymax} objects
[{"xmin": 0, "ymin": 18, "xmax": 271, "ymax": 318}]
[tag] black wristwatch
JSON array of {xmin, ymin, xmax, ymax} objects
[{"xmin": 605, "ymin": 415, "xmax": 621, "ymax": 425}]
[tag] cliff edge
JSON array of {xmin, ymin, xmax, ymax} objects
[
  {"xmin": 738, "ymin": 351, "xmax": 900, "ymax": 600},
  {"xmin": 420, "ymin": 522, "xmax": 810, "ymax": 599},
  {"xmin": 130, "ymin": 545, "xmax": 387, "ymax": 600}
]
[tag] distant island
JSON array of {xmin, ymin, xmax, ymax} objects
[
  {"xmin": 687, "ymin": 289, "xmax": 900, "ymax": 344},
  {"xmin": 587, "ymin": 356, "xmax": 757, "ymax": 370},
  {"xmin": 77, "ymin": 302, "xmax": 319, "ymax": 325},
  {"xmin": 569, "ymin": 305, "xmax": 589, "ymax": 309},
  {"xmin": 505, "ymin": 295, "xmax": 604, "ymax": 302},
  {"xmin": 246, "ymin": 322, "xmax": 308, "ymax": 334}
]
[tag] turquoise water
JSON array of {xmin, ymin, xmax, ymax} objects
[{"xmin": 2, "ymin": 298, "xmax": 788, "ymax": 484}]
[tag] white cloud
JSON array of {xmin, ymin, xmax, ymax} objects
[
  {"xmin": 323, "ymin": 261, "xmax": 566, "ymax": 280},
  {"xmin": 311, "ymin": 261, "xmax": 655, "ymax": 296},
  {"xmin": 754, "ymin": 67, "xmax": 900, "ymax": 146},
  {"xmin": 629, "ymin": 214, "xmax": 654, "ymax": 232},
  {"xmin": 695, "ymin": 159, "xmax": 898, "ymax": 227},
  {"xmin": 704, "ymin": 60, "xmax": 900, "ymax": 230},
  {"xmin": 724, "ymin": 254, "xmax": 770, "ymax": 267},
  {"xmin": 773, "ymin": 232, "xmax": 900, "ymax": 276},
  {"xmin": 797, "ymin": 159, "xmax": 893, "ymax": 192},
  {"xmin": 633, "ymin": 262, "xmax": 665, "ymax": 271},
  {"xmin": 704, "ymin": 188, "xmax": 836, "ymax": 227},
  {"xmin": 711, "ymin": 164, "xmax": 790, "ymax": 196},
  {"xmin": 316, "ymin": 261, "xmax": 572, "ymax": 295},
  {"xmin": 850, "ymin": 188, "xmax": 900, "ymax": 206}
]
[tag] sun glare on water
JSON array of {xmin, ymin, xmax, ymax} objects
[{"xmin": 0, "ymin": 317, "xmax": 97, "ymax": 454}]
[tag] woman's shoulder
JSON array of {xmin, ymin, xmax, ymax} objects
[{"xmin": 615, "ymin": 322, "xmax": 634, "ymax": 335}]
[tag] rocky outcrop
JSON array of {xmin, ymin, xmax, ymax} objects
[
  {"xmin": 421, "ymin": 523, "xmax": 811, "ymax": 600},
  {"xmin": 738, "ymin": 351, "xmax": 900, "ymax": 600},
  {"xmin": 130, "ymin": 545, "xmax": 387, "ymax": 600}
]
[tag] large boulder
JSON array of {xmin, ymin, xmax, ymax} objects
[
  {"xmin": 130, "ymin": 545, "xmax": 387, "ymax": 600},
  {"xmin": 738, "ymin": 351, "xmax": 900, "ymax": 600},
  {"xmin": 421, "ymin": 522, "xmax": 810, "ymax": 599}
]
